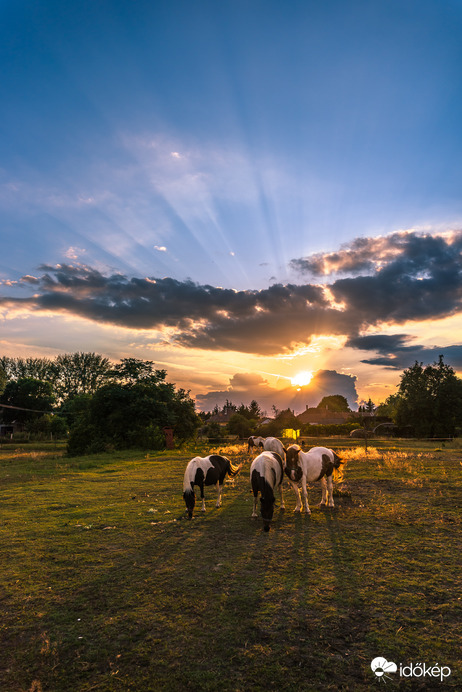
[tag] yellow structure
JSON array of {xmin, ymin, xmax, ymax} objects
[{"xmin": 282, "ymin": 428, "xmax": 300, "ymax": 440}]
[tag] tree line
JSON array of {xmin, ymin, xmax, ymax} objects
[
  {"xmin": 1, "ymin": 352, "xmax": 461, "ymax": 451},
  {"xmin": 0, "ymin": 354, "xmax": 199, "ymax": 454}
]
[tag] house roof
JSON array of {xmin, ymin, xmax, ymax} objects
[{"xmin": 296, "ymin": 407, "xmax": 353, "ymax": 425}]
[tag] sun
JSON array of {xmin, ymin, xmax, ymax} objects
[{"xmin": 290, "ymin": 370, "xmax": 313, "ymax": 387}]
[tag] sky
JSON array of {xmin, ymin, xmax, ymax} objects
[{"xmin": 1, "ymin": 0, "xmax": 462, "ymax": 413}]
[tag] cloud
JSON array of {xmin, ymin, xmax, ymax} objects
[
  {"xmin": 2, "ymin": 231, "xmax": 462, "ymax": 359},
  {"xmin": 346, "ymin": 333, "xmax": 462, "ymax": 370},
  {"xmin": 64, "ymin": 246, "xmax": 87, "ymax": 260},
  {"xmin": 195, "ymin": 369, "xmax": 358, "ymax": 412}
]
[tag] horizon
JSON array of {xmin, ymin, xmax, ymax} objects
[{"xmin": 2, "ymin": 1, "xmax": 462, "ymax": 412}]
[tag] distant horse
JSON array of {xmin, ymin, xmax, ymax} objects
[
  {"xmin": 183, "ymin": 455, "xmax": 241, "ymax": 518},
  {"xmin": 247, "ymin": 436, "xmax": 265, "ymax": 453},
  {"xmin": 250, "ymin": 451, "xmax": 285, "ymax": 532},
  {"xmin": 263, "ymin": 436, "xmax": 287, "ymax": 462},
  {"xmin": 284, "ymin": 445, "xmax": 343, "ymax": 514}
]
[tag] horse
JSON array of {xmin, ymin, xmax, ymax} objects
[
  {"xmin": 183, "ymin": 454, "xmax": 241, "ymax": 518},
  {"xmin": 247, "ymin": 435, "xmax": 265, "ymax": 453},
  {"xmin": 250, "ymin": 451, "xmax": 285, "ymax": 532},
  {"xmin": 284, "ymin": 445, "xmax": 343, "ymax": 514},
  {"xmin": 263, "ymin": 436, "xmax": 287, "ymax": 462}
]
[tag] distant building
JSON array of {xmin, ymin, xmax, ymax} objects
[
  {"xmin": 208, "ymin": 405, "xmax": 237, "ymax": 427},
  {"xmin": 296, "ymin": 406, "xmax": 356, "ymax": 426}
]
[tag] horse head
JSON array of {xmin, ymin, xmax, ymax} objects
[
  {"xmin": 183, "ymin": 489, "xmax": 196, "ymax": 519},
  {"xmin": 260, "ymin": 493, "xmax": 276, "ymax": 531},
  {"xmin": 284, "ymin": 444, "xmax": 303, "ymax": 482}
]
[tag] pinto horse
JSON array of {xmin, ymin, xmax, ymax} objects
[
  {"xmin": 263, "ymin": 436, "xmax": 287, "ymax": 462},
  {"xmin": 183, "ymin": 454, "xmax": 241, "ymax": 518},
  {"xmin": 247, "ymin": 436, "xmax": 265, "ymax": 453},
  {"xmin": 250, "ymin": 451, "xmax": 285, "ymax": 532},
  {"xmin": 284, "ymin": 445, "xmax": 343, "ymax": 514}
]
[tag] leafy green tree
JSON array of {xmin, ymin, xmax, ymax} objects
[
  {"xmin": 395, "ymin": 356, "xmax": 462, "ymax": 437},
  {"xmin": 0, "ymin": 356, "xmax": 56, "ymax": 383},
  {"xmin": 236, "ymin": 400, "xmax": 262, "ymax": 420},
  {"xmin": 375, "ymin": 394, "xmax": 400, "ymax": 419},
  {"xmin": 203, "ymin": 421, "xmax": 222, "ymax": 439},
  {"xmin": 67, "ymin": 374, "xmax": 199, "ymax": 455},
  {"xmin": 111, "ymin": 358, "xmax": 166, "ymax": 385},
  {"xmin": 54, "ymin": 352, "xmax": 111, "ymax": 401},
  {"xmin": 0, "ymin": 365, "xmax": 6, "ymax": 395},
  {"xmin": 0, "ymin": 378, "xmax": 55, "ymax": 424},
  {"xmin": 227, "ymin": 413, "xmax": 254, "ymax": 438},
  {"xmin": 317, "ymin": 395, "xmax": 350, "ymax": 412}
]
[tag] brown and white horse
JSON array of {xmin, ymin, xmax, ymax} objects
[
  {"xmin": 250, "ymin": 451, "xmax": 285, "ymax": 532},
  {"xmin": 284, "ymin": 445, "xmax": 343, "ymax": 514},
  {"xmin": 247, "ymin": 435, "xmax": 265, "ymax": 453},
  {"xmin": 183, "ymin": 454, "xmax": 241, "ymax": 518}
]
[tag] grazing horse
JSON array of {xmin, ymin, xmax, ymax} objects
[
  {"xmin": 250, "ymin": 451, "xmax": 285, "ymax": 532},
  {"xmin": 247, "ymin": 435, "xmax": 265, "ymax": 453},
  {"xmin": 284, "ymin": 445, "xmax": 343, "ymax": 514},
  {"xmin": 183, "ymin": 455, "xmax": 241, "ymax": 518},
  {"xmin": 263, "ymin": 436, "xmax": 287, "ymax": 462}
]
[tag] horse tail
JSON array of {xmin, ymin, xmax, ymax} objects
[
  {"xmin": 227, "ymin": 459, "xmax": 242, "ymax": 477},
  {"xmin": 332, "ymin": 451, "xmax": 343, "ymax": 468},
  {"xmin": 331, "ymin": 451, "xmax": 344, "ymax": 482}
]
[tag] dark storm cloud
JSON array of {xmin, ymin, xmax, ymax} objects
[
  {"xmin": 346, "ymin": 333, "xmax": 462, "ymax": 370},
  {"xmin": 2, "ymin": 230, "xmax": 462, "ymax": 357}
]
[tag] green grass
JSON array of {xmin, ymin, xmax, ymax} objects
[{"xmin": 1, "ymin": 440, "xmax": 461, "ymax": 691}]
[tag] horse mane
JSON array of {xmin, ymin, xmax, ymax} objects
[{"xmin": 183, "ymin": 457, "xmax": 202, "ymax": 493}]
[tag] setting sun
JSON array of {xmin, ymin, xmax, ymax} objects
[{"xmin": 290, "ymin": 370, "xmax": 313, "ymax": 387}]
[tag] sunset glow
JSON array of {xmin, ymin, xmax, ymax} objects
[
  {"xmin": 291, "ymin": 371, "xmax": 314, "ymax": 388},
  {"xmin": 1, "ymin": 2, "xmax": 462, "ymax": 413}
]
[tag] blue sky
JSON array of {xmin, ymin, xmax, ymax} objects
[{"xmin": 1, "ymin": 0, "xmax": 462, "ymax": 412}]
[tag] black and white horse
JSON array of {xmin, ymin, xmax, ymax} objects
[
  {"xmin": 250, "ymin": 451, "xmax": 285, "ymax": 532},
  {"xmin": 247, "ymin": 435, "xmax": 265, "ymax": 453},
  {"xmin": 284, "ymin": 445, "xmax": 343, "ymax": 514},
  {"xmin": 183, "ymin": 454, "xmax": 241, "ymax": 518},
  {"xmin": 262, "ymin": 436, "xmax": 287, "ymax": 462}
]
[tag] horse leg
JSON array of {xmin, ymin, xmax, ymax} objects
[
  {"xmin": 326, "ymin": 475, "xmax": 334, "ymax": 507},
  {"xmin": 215, "ymin": 481, "xmax": 222, "ymax": 508},
  {"xmin": 300, "ymin": 478, "xmax": 311, "ymax": 514},
  {"xmin": 288, "ymin": 479, "xmax": 302, "ymax": 512},
  {"xmin": 200, "ymin": 483, "xmax": 206, "ymax": 512},
  {"xmin": 252, "ymin": 494, "xmax": 258, "ymax": 518},
  {"xmin": 320, "ymin": 476, "xmax": 328, "ymax": 506},
  {"xmin": 279, "ymin": 482, "xmax": 285, "ymax": 510}
]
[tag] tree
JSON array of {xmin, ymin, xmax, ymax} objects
[
  {"xmin": 54, "ymin": 352, "xmax": 111, "ymax": 400},
  {"xmin": 0, "ymin": 378, "xmax": 55, "ymax": 425},
  {"xmin": 227, "ymin": 413, "xmax": 254, "ymax": 438},
  {"xmin": 395, "ymin": 356, "xmax": 462, "ymax": 437},
  {"xmin": 0, "ymin": 356, "xmax": 56, "ymax": 383},
  {"xmin": 317, "ymin": 395, "xmax": 350, "ymax": 412},
  {"xmin": 364, "ymin": 398, "xmax": 376, "ymax": 414},
  {"xmin": 0, "ymin": 364, "xmax": 6, "ymax": 395},
  {"xmin": 111, "ymin": 358, "xmax": 166, "ymax": 386},
  {"xmin": 67, "ymin": 376, "xmax": 199, "ymax": 455},
  {"xmin": 375, "ymin": 394, "xmax": 400, "ymax": 419}
]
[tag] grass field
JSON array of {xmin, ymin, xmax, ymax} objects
[{"xmin": 1, "ymin": 439, "xmax": 461, "ymax": 691}]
